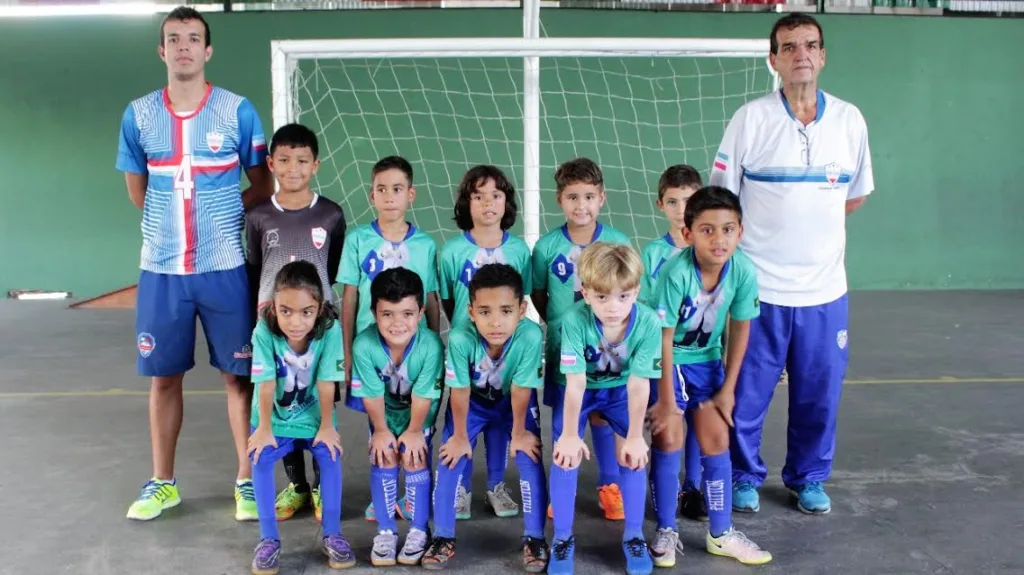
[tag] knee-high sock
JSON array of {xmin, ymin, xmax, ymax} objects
[
  {"xmin": 460, "ymin": 455, "xmax": 474, "ymax": 491},
  {"xmin": 311, "ymin": 444, "xmax": 343, "ymax": 536},
  {"xmin": 253, "ymin": 452, "xmax": 280, "ymax": 541},
  {"xmin": 618, "ymin": 465, "xmax": 647, "ymax": 541},
  {"xmin": 484, "ymin": 424, "xmax": 510, "ymax": 490},
  {"xmin": 370, "ymin": 465, "xmax": 400, "ymax": 532},
  {"xmin": 550, "ymin": 464, "xmax": 579, "ymax": 542},
  {"xmin": 405, "ymin": 467, "xmax": 432, "ymax": 531},
  {"xmin": 591, "ymin": 422, "xmax": 619, "ymax": 487},
  {"xmin": 431, "ymin": 456, "xmax": 466, "ymax": 538},
  {"xmin": 682, "ymin": 411, "xmax": 702, "ymax": 491},
  {"xmin": 650, "ymin": 449, "xmax": 681, "ymax": 530},
  {"xmin": 516, "ymin": 451, "xmax": 547, "ymax": 538},
  {"xmin": 702, "ymin": 452, "xmax": 732, "ymax": 538}
]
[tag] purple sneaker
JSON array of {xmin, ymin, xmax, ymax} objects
[
  {"xmin": 323, "ymin": 533, "xmax": 356, "ymax": 569},
  {"xmin": 252, "ymin": 538, "xmax": 281, "ymax": 575}
]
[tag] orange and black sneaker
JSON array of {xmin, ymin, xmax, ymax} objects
[{"xmin": 421, "ymin": 536, "xmax": 456, "ymax": 571}]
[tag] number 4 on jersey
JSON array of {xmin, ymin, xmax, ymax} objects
[{"xmin": 174, "ymin": 155, "xmax": 195, "ymax": 200}]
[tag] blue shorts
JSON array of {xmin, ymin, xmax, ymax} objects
[
  {"xmin": 136, "ymin": 266, "xmax": 253, "ymax": 378},
  {"xmin": 647, "ymin": 364, "xmax": 689, "ymax": 412},
  {"xmin": 442, "ymin": 388, "xmax": 542, "ymax": 444},
  {"xmin": 681, "ymin": 360, "xmax": 726, "ymax": 407},
  {"xmin": 550, "ymin": 384, "xmax": 633, "ymax": 440}
]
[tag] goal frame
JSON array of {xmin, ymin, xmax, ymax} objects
[{"xmin": 270, "ymin": 34, "xmax": 776, "ymax": 252}]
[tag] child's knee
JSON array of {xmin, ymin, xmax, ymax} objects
[
  {"xmin": 653, "ymin": 421, "xmax": 684, "ymax": 452},
  {"xmin": 403, "ymin": 461, "xmax": 427, "ymax": 473}
]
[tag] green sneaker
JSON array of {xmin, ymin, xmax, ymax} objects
[
  {"xmin": 313, "ymin": 487, "xmax": 323, "ymax": 522},
  {"xmin": 275, "ymin": 483, "xmax": 311, "ymax": 521},
  {"xmin": 235, "ymin": 479, "xmax": 259, "ymax": 521},
  {"xmin": 126, "ymin": 478, "xmax": 181, "ymax": 521}
]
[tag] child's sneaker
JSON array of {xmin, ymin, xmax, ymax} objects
[
  {"xmin": 364, "ymin": 495, "xmax": 409, "ymax": 521},
  {"xmin": 597, "ymin": 484, "xmax": 625, "ymax": 521},
  {"xmin": 275, "ymin": 483, "xmax": 311, "ymax": 521},
  {"xmin": 521, "ymin": 536, "xmax": 549, "ymax": 573},
  {"xmin": 322, "ymin": 533, "xmax": 356, "ymax": 569},
  {"xmin": 648, "ymin": 527, "xmax": 681, "ymax": 568},
  {"xmin": 371, "ymin": 530, "xmax": 398, "ymax": 566},
  {"xmin": 455, "ymin": 485, "xmax": 472, "ymax": 520},
  {"xmin": 126, "ymin": 478, "xmax": 180, "ymax": 521},
  {"xmin": 679, "ymin": 488, "xmax": 708, "ymax": 521},
  {"xmin": 732, "ymin": 480, "xmax": 760, "ymax": 513},
  {"xmin": 421, "ymin": 536, "xmax": 456, "ymax": 570},
  {"xmin": 397, "ymin": 527, "xmax": 429, "ymax": 565},
  {"xmin": 486, "ymin": 481, "xmax": 519, "ymax": 518},
  {"xmin": 789, "ymin": 481, "xmax": 831, "ymax": 514},
  {"xmin": 313, "ymin": 487, "xmax": 323, "ymax": 522},
  {"xmin": 706, "ymin": 528, "xmax": 772, "ymax": 565},
  {"xmin": 235, "ymin": 479, "xmax": 259, "ymax": 521},
  {"xmin": 622, "ymin": 537, "xmax": 654, "ymax": 575},
  {"xmin": 251, "ymin": 538, "xmax": 281, "ymax": 575},
  {"xmin": 547, "ymin": 537, "xmax": 576, "ymax": 575}
]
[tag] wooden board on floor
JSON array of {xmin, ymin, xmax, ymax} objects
[{"xmin": 70, "ymin": 284, "xmax": 137, "ymax": 309}]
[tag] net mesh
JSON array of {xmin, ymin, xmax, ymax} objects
[{"xmin": 288, "ymin": 53, "xmax": 775, "ymax": 249}]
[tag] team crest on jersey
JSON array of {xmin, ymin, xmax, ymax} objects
[
  {"xmin": 311, "ymin": 227, "xmax": 327, "ymax": 249},
  {"xmin": 824, "ymin": 162, "xmax": 842, "ymax": 186},
  {"xmin": 206, "ymin": 131, "xmax": 224, "ymax": 153}
]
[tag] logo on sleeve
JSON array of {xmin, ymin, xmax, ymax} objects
[
  {"xmin": 252, "ymin": 360, "xmax": 264, "ymax": 376},
  {"xmin": 311, "ymin": 227, "xmax": 327, "ymax": 250},
  {"xmin": 653, "ymin": 358, "xmax": 662, "ymax": 371},
  {"xmin": 560, "ymin": 353, "xmax": 577, "ymax": 366},
  {"xmin": 336, "ymin": 360, "xmax": 345, "ymax": 371}
]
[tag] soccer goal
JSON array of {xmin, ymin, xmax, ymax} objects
[{"xmin": 269, "ymin": 12, "xmax": 778, "ymax": 255}]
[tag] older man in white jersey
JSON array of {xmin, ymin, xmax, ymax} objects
[{"xmin": 709, "ymin": 13, "xmax": 873, "ymax": 515}]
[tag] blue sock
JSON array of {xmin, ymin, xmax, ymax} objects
[
  {"xmin": 405, "ymin": 467, "xmax": 432, "ymax": 531},
  {"xmin": 650, "ymin": 449, "xmax": 681, "ymax": 530},
  {"xmin": 591, "ymin": 422, "xmax": 619, "ymax": 487},
  {"xmin": 370, "ymin": 465, "xmax": 400, "ymax": 532},
  {"xmin": 461, "ymin": 454, "xmax": 474, "ymax": 492},
  {"xmin": 430, "ymin": 456, "xmax": 466, "ymax": 538},
  {"xmin": 516, "ymin": 451, "xmax": 547, "ymax": 539},
  {"xmin": 484, "ymin": 424, "xmax": 510, "ymax": 490},
  {"xmin": 702, "ymin": 452, "xmax": 732, "ymax": 538},
  {"xmin": 252, "ymin": 449, "xmax": 280, "ymax": 541},
  {"xmin": 310, "ymin": 443, "xmax": 343, "ymax": 536},
  {"xmin": 550, "ymin": 464, "xmax": 579, "ymax": 542},
  {"xmin": 682, "ymin": 411, "xmax": 702, "ymax": 491},
  {"xmin": 618, "ymin": 465, "xmax": 647, "ymax": 540}
]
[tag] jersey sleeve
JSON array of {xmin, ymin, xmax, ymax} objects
[
  {"xmin": 729, "ymin": 255, "xmax": 761, "ymax": 321},
  {"xmin": 511, "ymin": 324, "xmax": 544, "ymax": 389},
  {"xmin": 846, "ymin": 109, "xmax": 875, "ymax": 200},
  {"xmin": 314, "ymin": 322, "xmax": 346, "ymax": 383},
  {"xmin": 627, "ymin": 311, "xmax": 663, "ymax": 379},
  {"xmin": 250, "ymin": 322, "xmax": 277, "ymax": 385},
  {"xmin": 412, "ymin": 334, "xmax": 444, "ymax": 400},
  {"xmin": 237, "ymin": 98, "xmax": 268, "ymax": 170},
  {"xmin": 351, "ymin": 333, "xmax": 384, "ymax": 398},
  {"xmin": 116, "ymin": 104, "xmax": 147, "ymax": 175},
  {"xmin": 654, "ymin": 259, "xmax": 686, "ymax": 329},
  {"xmin": 708, "ymin": 104, "xmax": 748, "ymax": 195},
  {"xmin": 558, "ymin": 311, "xmax": 587, "ymax": 376},
  {"xmin": 438, "ymin": 241, "xmax": 457, "ymax": 301},
  {"xmin": 337, "ymin": 229, "xmax": 361, "ymax": 286},
  {"xmin": 443, "ymin": 328, "xmax": 473, "ymax": 389},
  {"xmin": 327, "ymin": 210, "xmax": 347, "ymax": 286},
  {"xmin": 530, "ymin": 237, "xmax": 549, "ymax": 293}
]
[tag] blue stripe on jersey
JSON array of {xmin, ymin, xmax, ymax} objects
[{"xmin": 744, "ymin": 166, "xmax": 853, "ymax": 184}]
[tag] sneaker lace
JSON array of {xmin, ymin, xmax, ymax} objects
[
  {"xmin": 735, "ymin": 480, "xmax": 757, "ymax": 492},
  {"xmin": 624, "ymin": 537, "xmax": 648, "ymax": 558},
  {"xmin": 724, "ymin": 528, "xmax": 762, "ymax": 551},
  {"xmin": 552, "ymin": 537, "xmax": 575, "ymax": 560},
  {"xmin": 426, "ymin": 537, "xmax": 455, "ymax": 559},
  {"xmin": 405, "ymin": 528, "xmax": 429, "ymax": 551},
  {"xmin": 803, "ymin": 481, "xmax": 826, "ymax": 495},
  {"xmin": 373, "ymin": 530, "xmax": 396, "ymax": 554},
  {"xmin": 139, "ymin": 479, "xmax": 171, "ymax": 501},
  {"xmin": 653, "ymin": 528, "xmax": 677, "ymax": 551},
  {"xmin": 237, "ymin": 481, "xmax": 255, "ymax": 501},
  {"xmin": 493, "ymin": 482, "xmax": 517, "ymax": 507},
  {"xmin": 255, "ymin": 538, "xmax": 279, "ymax": 559}
]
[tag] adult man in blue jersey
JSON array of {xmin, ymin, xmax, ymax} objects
[
  {"xmin": 709, "ymin": 12, "xmax": 874, "ymax": 515},
  {"xmin": 116, "ymin": 6, "xmax": 274, "ymax": 521}
]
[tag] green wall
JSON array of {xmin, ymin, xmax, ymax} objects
[{"xmin": 1, "ymin": 10, "xmax": 1021, "ymax": 298}]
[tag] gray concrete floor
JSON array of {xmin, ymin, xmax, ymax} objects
[{"xmin": 1, "ymin": 290, "xmax": 1023, "ymax": 574}]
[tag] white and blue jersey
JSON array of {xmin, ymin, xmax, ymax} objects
[
  {"xmin": 116, "ymin": 84, "xmax": 268, "ymax": 275},
  {"xmin": 709, "ymin": 88, "xmax": 873, "ymax": 308}
]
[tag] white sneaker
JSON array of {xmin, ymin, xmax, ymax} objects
[
  {"xmin": 398, "ymin": 527, "xmax": 429, "ymax": 565},
  {"xmin": 371, "ymin": 530, "xmax": 398, "ymax": 566},
  {"xmin": 707, "ymin": 527, "xmax": 772, "ymax": 565},
  {"xmin": 649, "ymin": 527, "xmax": 681, "ymax": 568},
  {"xmin": 455, "ymin": 484, "xmax": 472, "ymax": 520},
  {"xmin": 486, "ymin": 481, "xmax": 520, "ymax": 518}
]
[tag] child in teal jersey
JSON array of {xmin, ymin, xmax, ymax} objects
[
  {"xmin": 439, "ymin": 165, "xmax": 532, "ymax": 520},
  {"xmin": 350, "ymin": 267, "xmax": 444, "ymax": 566},
  {"xmin": 530, "ymin": 157, "xmax": 630, "ymax": 521},
  {"xmin": 547, "ymin": 242, "xmax": 661, "ymax": 575},
  {"xmin": 649, "ymin": 186, "xmax": 771, "ymax": 566},
  {"xmin": 247, "ymin": 261, "xmax": 354, "ymax": 575},
  {"xmin": 337, "ymin": 155, "xmax": 440, "ymax": 520}
]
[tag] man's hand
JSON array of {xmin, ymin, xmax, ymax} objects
[
  {"xmin": 438, "ymin": 434, "xmax": 472, "ymax": 469},
  {"xmin": 646, "ymin": 400, "xmax": 682, "ymax": 436},
  {"xmin": 619, "ymin": 436, "xmax": 650, "ymax": 471},
  {"xmin": 552, "ymin": 435, "xmax": 590, "ymax": 470},
  {"xmin": 398, "ymin": 428, "xmax": 428, "ymax": 469},
  {"xmin": 247, "ymin": 425, "xmax": 277, "ymax": 464},
  {"xmin": 510, "ymin": 430, "xmax": 542, "ymax": 463},
  {"xmin": 314, "ymin": 425, "xmax": 343, "ymax": 460},
  {"xmin": 369, "ymin": 429, "xmax": 398, "ymax": 467}
]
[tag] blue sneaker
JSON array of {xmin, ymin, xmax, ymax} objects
[
  {"xmin": 622, "ymin": 537, "xmax": 654, "ymax": 575},
  {"xmin": 733, "ymin": 480, "xmax": 760, "ymax": 513},
  {"xmin": 789, "ymin": 481, "xmax": 831, "ymax": 514},
  {"xmin": 547, "ymin": 537, "xmax": 575, "ymax": 575}
]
